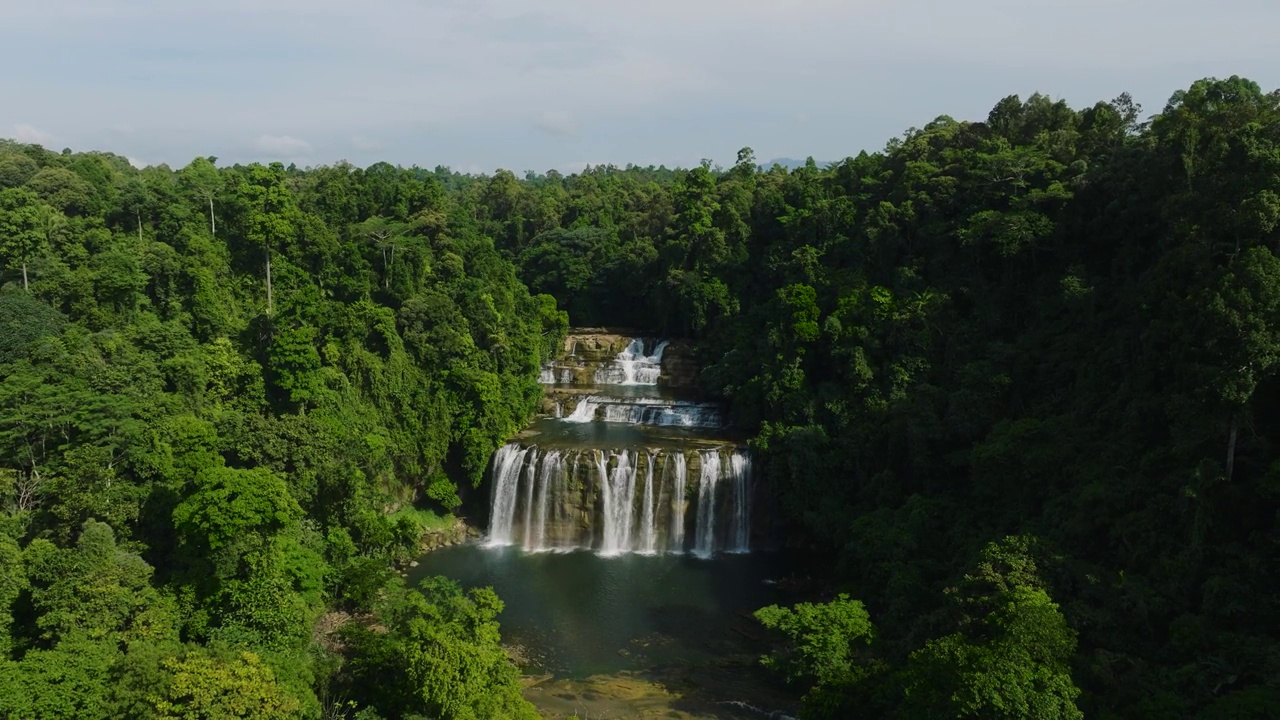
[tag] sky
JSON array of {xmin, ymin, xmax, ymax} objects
[{"xmin": 2, "ymin": 0, "xmax": 1278, "ymax": 174}]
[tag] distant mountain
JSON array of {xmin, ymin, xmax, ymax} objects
[{"xmin": 759, "ymin": 156, "xmax": 835, "ymax": 171}]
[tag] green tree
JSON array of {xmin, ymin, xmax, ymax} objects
[
  {"xmin": 179, "ymin": 157, "xmax": 222, "ymax": 237},
  {"xmin": 148, "ymin": 650, "xmax": 304, "ymax": 720},
  {"xmin": 0, "ymin": 187, "xmax": 46, "ymax": 290},
  {"xmin": 0, "ymin": 533, "xmax": 25, "ymax": 654},
  {"xmin": 755, "ymin": 592, "xmax": 883, "ymax": 717},
  {"xmin": 900, "ymin": 538, "xmax": 1082, "ymax": 719},
  {"xmin": 0, "ymin": 152, "xmax": 39, "ymax": 188},
  {"xmin": 340, "ymin": 577, "xmax": 538, "ymax": 720},
  {"xmin": 27, "ymin": 520, "xmax": 177, "ymax": 645},
  {"xmin": 173, "ymin": 466, "xmax": 302, "ymax": 554},
  {"xmin": 238, "ymin": 164, "xmax": 299, "ymax": 316}
]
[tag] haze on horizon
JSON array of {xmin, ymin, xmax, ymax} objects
[{"xmin": 2, "ymin": 0, "xmax": 1277, "ymax": 173}]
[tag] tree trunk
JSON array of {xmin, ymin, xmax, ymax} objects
[
  {"xmin": 1225, "ymin": 414, "xmax": 1238, "ymax": 483},
  {"xmin": 265, "ymin": 246, "xmax": 274, "ymax": 316},
  {"xmin": 209, "ymin": 197, "xmax": 216, "ymax": 237},
  {"xmin": 137, "ymin": 211, "xmax": 143, "ymax": 242},
  {"xmin": 21, "ymin": 261, "xmax": 28, "ymax": 291}
]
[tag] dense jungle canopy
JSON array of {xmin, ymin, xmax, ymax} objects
[{"xmin": 1, "ymin": 75, "xmax": 1278, "ymax": 718}]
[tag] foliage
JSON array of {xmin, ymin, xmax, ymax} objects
[
  {"xmin": 1, "ymin": 74, "xmax": 1277, "ymax": 718},
  {"xmin": 148, "ymin": 651, "xmax": 303, "ymax": 720},
  {"xmin": 755, "ymin": 593, "xmax": 875, "ymax": 688},
  {"xmin": 337, "ymin": 577, "xmax": 538, "ymax": 719},
  {"xmin": 0, "ymin": 146, "xmax": 561, "ymax": 717}
]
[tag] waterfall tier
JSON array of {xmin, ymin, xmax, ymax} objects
[
  {"xmin": 591, "ymin": 338, "xmax": 668, "ymax": 385},
  {"xmin": 562, "ymin": 395, "xmax": 724, "ymax": 428},
  {"xmin": 538, "ymin": 334, "xmax": 696, "ymax": 390},
  {"xmin": 486, "ymin": 443, "xmax": 751, "ymax": 557}
]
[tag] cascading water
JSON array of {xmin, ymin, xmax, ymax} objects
[
  {"xmin": 639, "ymin": 452, "xmax": 657, "ymax": 554},
  {"xmin": 487, "ymin": 444, "xmax": 530, "ymax": 546},
  {"xmin": 564, "ymin": 397, "xmax": 598, "ymax": 423},
  {"xmin": 728, "ymin": 452, "xmax": 751, "ymax": 553},
  {"xmin": 600, "ymin": 450, "xmax": 639, "ymax": 556},
  {"xmin": 669, "ymin": 452, "xmax": 687, "ymax": 552},
  {"xmin": 563, "ymin": 395, "xmax": 724, "ymax": 428},
  {"xmin": 485, "ymin": 443, "xmax": 751, "ymax": 556},
  {"xmin": 529, "ymin": 451, "xmax": 561, "ymax": 552},
  {"xmin": 693, "ymin": 449, "xmax": 721, "ymax": 559},
  {"xmin": 521, "ymin": 452, "xmax": 538, "ymax": 548},
  {"xmin": 487, "ymin": 333, "xmax": 755, "ymax": 557},
  {"xmin": 593, "ymin": 338, "xmax": 669, "ymax": 385}
]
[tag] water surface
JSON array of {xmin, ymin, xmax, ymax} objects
[
  {"xmin": 409, "ymin": 544, "xmax": 788, "ymax": 678},
  {"xmin": 516, "ymin": 417, "xmax": 745, "ymax": 450}
]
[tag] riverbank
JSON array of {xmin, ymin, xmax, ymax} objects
[
  {"xmin": 522, "ymin": 663, "xmax": 799, "ymax": 720},
  {"xmin": 416, "ymin": 516, "xmax": 481, "ymax": 552}
]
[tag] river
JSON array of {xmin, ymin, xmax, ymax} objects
[{"xmin": 410, "ymin": 544, "xmax": 801, "ymax": 719}]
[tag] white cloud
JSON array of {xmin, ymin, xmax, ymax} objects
[
  {"xmin": 127, "ymin": 156, "xmax": 146, "ymax": 169},
  {"xmin": 533, "ymin": 111, "xmax": 577, "ymax": 137},
  {"xmin": 11, "ymin": 123, "xmax": 54, "ymax": 145},
  {"xmin": 1, "ymin": 0, "xmax": 1277, "ymax": 169},
  {"xmin": 255, "ymin": 134, "xmax": 313, "ymax": 156}
]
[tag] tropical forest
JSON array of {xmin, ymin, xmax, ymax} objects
[{"xmin": 0, "ymin": 75, "xmax": 1278, "ymax": 719}]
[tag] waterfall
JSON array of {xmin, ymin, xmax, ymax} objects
[
  {"xmin": 487, "ymin": 444, "xmax": 529, "ymax": 546},
  {"xmin": 565, "ymin": 397, "xmax": 597, "ymax": 423},
  {"xmin": 530, "ymin": 451, "xmax": 561, "ymax": 552},
  {"xmin": 670, "ymin": 452, "xmax": 687, "ymax": 552},
  {"xmin": 485, "ymin": 333, "xmax": 758, "ymax": 557},
  {"xmin": 600, "ymin": 451, "xmax": 639, "ymax": 556},
  {"xmin": 563, "ymin": 395, "xmax": 724, "ymax": 428},
  {"xmin": 594, "ymin": 338, "xmax": 670, "ymax": 386},
  {"xmin": 693, "ymin": 450, "xmax": 721, "ymax": 559},
  {"xmin": 639, "ymin": 452, "xmax": 657, "ymax": 554},
  {"xmin": 728, "ymin": 452, "xmax": 751, "ymax": 553},
  {"xmin": 521, "ymin": 450, "xmax": 538, "ymax": 548},
  {"xmin": 593, "ymin": 450, "xmax": 609, "ymax": 549},
  {"xmin": 539, "ymin": 365, "xmax": 579, "ymax": 385},
  {"xmin": 484, "ymin": 443, "xmax": 750, "ymax": 556}
]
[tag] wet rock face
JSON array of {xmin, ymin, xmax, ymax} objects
[
  {"xmin": 416, "ymin": 519, "xmax": 481, "ymax": 553},
  {"xmin": 543, "ymin": 331, "xmax": 700, "ymax": 391},
  {"xmin": 656, "ymin": 340, "xmax": 698, "ymax": 389},
  {"xmin": 562, "ymin": 333, "xmax": 638, "ymax": 363}
]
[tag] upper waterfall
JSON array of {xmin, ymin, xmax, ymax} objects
[
  {"xmin": 539, "ymin": 334, "xmax": 688, "ymax": 389},
  {"xmin": 592, "ymin": 338, "xmax": 669, "ymax": 386}
]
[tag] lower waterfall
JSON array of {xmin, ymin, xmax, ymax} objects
[
  {"xmin": 693, "ymin": 451, "xmax": 721, "ymax": 559},
  {"xmin": 639, "ymin": 452, "xmax": 657, "ymax": 554},
  {"xmin": 669, "ymin": 452, "xmax": 687, "ymax": 552},
  {"xmin": 486, "ymin": 443, "xmax": 753, "ymax": 556}
]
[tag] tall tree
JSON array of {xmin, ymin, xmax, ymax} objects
[
  {"xmin": 0, "ymin": 188, "xmax": 45, "ymax": 290},
  {"xmin": 180, "ymin": 157, "xmax": 222, "ymax": 237}
]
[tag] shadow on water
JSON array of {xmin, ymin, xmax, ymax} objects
[{"xmin": 409, "ymin": 543, "xmax": 803, "ymax": 719}]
